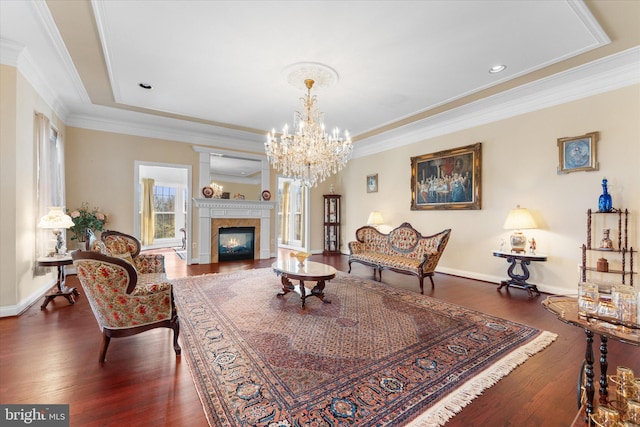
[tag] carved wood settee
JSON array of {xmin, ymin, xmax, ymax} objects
[
  {"xmin": 348, "ymin": 223, "xmax": 451, "ymax": 294},
  {"xmin": 71, "ymin": 229, "xmax": 180, "ymax": 363}
]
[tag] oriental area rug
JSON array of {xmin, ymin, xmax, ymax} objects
[{"xmin": 171, "ymin": 269, "xmax": 556, "ymax": 427}]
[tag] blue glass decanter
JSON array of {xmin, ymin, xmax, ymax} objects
[{"xmin": 598, "ymin": 178, "xmax": 612, "ymax": 212}]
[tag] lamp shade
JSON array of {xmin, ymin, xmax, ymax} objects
[
  {"xmin": 367, "ymin": 211, "xmax": 384, "ymax": 227},
  {"xmin": 503, "ymin": 205, "xmax": 537, "ymax": 230},
  {"xmin": 38, "ymin": 207, "xmax": 74, "ymax": 229}
]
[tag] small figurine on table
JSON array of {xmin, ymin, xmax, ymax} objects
[
  {"xmin": 499, "ymin": 239, "xmax": 505, "ymax": 252},
  {"xmin": 529, "ymin": 238, "xmax": 536, "ymax": 255},
  {"xmin": 55, "ymin": 231, "xmax": 66, "ymax": 255}
]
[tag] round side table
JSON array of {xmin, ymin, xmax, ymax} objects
[{"xmin": 37, "ymin": 255, "xmax": 78, "ymax": 310}]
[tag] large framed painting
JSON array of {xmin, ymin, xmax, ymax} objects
[
  {"xmin": 411, "ymin": 143, "xmax": 481, "ymax": 210},
  {"xmin": 557, "ymin": 132, "xmax": 598, "ymax": 174}
]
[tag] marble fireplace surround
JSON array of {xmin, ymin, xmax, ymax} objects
[{"xmin": 194, "ymin": 198, "xmax": 274, "ymax": 264}]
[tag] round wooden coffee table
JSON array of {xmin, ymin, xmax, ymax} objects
[{"xmin": 272, "ymin": 259, "xmax": 336, "ymax": 308}]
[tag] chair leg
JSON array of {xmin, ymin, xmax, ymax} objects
[
  {"xmin": 419, "ymin": 277, "xmax": 424, "ymax": 294},
  {"xmin": 99, "ymin": 333, "xmax": 111, "ymax": 364},
  {"xmin": 429, "ymin": 275, "xmax": 435, "ymax": 288},
  {"xmin": 171, "ymin": 316, "xmax": 181, "ymax": 356},
  {"xmin": 348, "ymin": 261, "xmax": 352, "ymax": 274}
]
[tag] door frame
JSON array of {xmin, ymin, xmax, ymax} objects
[
  {"xmin": 275, "ymin": 175, "xmax": 310, "ymax": 253},
  {"xmin": 134, "ymin": 161, "xmax": 193, "ymax": 264}
]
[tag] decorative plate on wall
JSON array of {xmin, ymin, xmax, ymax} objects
[
  {"xmin": 261, "ymin": 190, "xmax": 271, "ymax": 201},
  {"xmin": 202, "ymin": 186, "xmax": 214, "ymax": 198}
]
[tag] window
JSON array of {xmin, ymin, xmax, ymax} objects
[{"xmin": 153, "ymin": 186, "xmax": 176, "ymax": 239}]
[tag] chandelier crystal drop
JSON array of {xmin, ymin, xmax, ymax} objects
[{"xmin": 265, "ymin": 78, "xmax": 353, "ymax": 188}]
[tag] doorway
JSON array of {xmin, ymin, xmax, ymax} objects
[
  {"xmin": 134, "ymin": 162, "xmax": 192, "ymax": 263},
  {"xmin": 276, "ymin": 176, "xmax": 309, "ymax": 252}
]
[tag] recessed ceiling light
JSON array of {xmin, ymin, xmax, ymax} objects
[
  {"xmin": 138, "ymin": 82, "xmax": 153, "ymax": 89},
  {"xmin": 489, "ymin": 65, "xmax": 506, "ymax": 74}
]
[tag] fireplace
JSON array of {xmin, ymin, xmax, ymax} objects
[
  {"xmin": 218, "ymin": 227, "xmax": 255, "ymax": 261},
  {"xmin": 194, "ymin": 199, "xmax": 274, "ymax": 264}
]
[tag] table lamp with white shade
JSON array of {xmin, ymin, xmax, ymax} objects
[
  {"xmin": 38, "ymin": 207, "xmax": 74, "ymax": 256},
  {"xmin": 503, "ymin": 205, "xmax": 537, "ymax": 253},
  {"xmin": 367, "ymin": 211, "xmax": 384, "ymax": 229}
]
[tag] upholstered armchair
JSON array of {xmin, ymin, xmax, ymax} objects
[
  {"xmin": 101, "ymin": 230, "xmax": 165, "ymax": 274},
  {"xmin": 71, "ymin": 250, "xmax": 181, "ymax": 363}
]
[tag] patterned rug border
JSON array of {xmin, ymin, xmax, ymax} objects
[
  {"xmin": 172, "ymin": 269, "xmax": 557, "ymax": 427},
  {"xmin": 406, "ymin": 330, "xmax": 556, "ymax": 426}
]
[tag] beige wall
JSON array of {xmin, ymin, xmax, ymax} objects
[
  {"xmin": 334, "ymin": 84, "xmax": 640, "ymax": 294},
  {"xmin": 65, "ymin": 127, "xmax": 200, "ymax": 243},
  {"xmin": 64, "ymin": 130, "xmax": 277, "ymax": 259},
  {"xmin": 0, "ymin": 65, "xmax": 65, "ymax": 313}
]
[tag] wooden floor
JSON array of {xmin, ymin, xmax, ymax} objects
[{"xmin": 1, "ymin": 249, "xmax": 638, "ymax": 426}]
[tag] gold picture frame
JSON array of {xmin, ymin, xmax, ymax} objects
[
  {"xmin": 557, "ymin": 132, "xmax": 599, "ymax": 174},
  {"xmin": 411, "ymin": 143, "xmax": 481, "ymax": 210},
  {"xmin": 367, "ymin": 173, "xmax": 378, "ymax": 193}
]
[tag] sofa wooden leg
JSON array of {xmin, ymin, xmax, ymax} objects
[
  {"xmin": 172, "ymin": 317, "xmax": 181, "ymax": 356},
  {"xmin": 99, "ymin": 333, "xmax": 111, "ymax": 364}
]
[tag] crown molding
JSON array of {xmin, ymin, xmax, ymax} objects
[
  {"xmin": 0, "ymin": 39, "xmax": 24, "ymax": 66},
  {"xmin": 353, "ymin": 46, "xmax": 640, "ymax": 159},
  {"xmin": 1, "ymin": 0, "xmax": 88, "ymax": 121},
  {"xmin": 30, "ymin": 0, "xmax": 90, "ymax": 106},
  {"xmin": 1, "ymin": 37, "xmax": 70, "ymax": 119},
  {"xmin": 66, "ymin": 105, "xmax": 266, "ymax": 153}
]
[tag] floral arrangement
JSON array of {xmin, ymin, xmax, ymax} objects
[{"xmin": 66, "ymin": 203, "xmax": 108, "ymax": 241}]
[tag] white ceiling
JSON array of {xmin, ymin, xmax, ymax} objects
[
  {"xmin": 2, "ymin": 0, "xmax": 634, "ymax": 166},
  {"xmin": 92, "ymin": 0, "xmax": 608, "ymax": 136}
]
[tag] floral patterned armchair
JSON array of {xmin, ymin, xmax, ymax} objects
[
  {"xmin": 73, "ymin": 232, "xmax": 180, "ymax": 363},
  {"xmin": 101, "ymin": 230, "xmax": 165, "ymax": 274}
]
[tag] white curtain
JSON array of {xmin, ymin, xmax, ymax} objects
[
  {"xmin": 280, "ymin": 181, "xmax": 290, "ymax": 244},
  {"xmin": 35, "ymin": 113, "xmax": 66, "ymax": 261}
]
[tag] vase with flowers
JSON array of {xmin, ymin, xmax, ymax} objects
[{"xmin": 66, "ymin": 203, "xmax": 108, "ymax": 244}]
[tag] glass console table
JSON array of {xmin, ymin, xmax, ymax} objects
[{"xmin": 542, "ymin": 296, "xmax": 640, "ymax": 423}]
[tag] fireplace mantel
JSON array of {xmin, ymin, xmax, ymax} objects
[
  {"xmin": 193, "ymin": 198, "xmax": 274, "ymax": 264},
  {"xmin": 194, "ymin": 198, "xmax": 275, "ymax": 210}
]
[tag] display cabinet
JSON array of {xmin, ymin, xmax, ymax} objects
[
  {"xmin": 580, "ymin": 208, "xmax": 636, "ymax": 286},
  {"xmin": 323, "ymin": 194, "xmax": 341, "ymax": 255}
]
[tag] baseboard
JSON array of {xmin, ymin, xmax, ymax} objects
[
  {"xmin": 0, "ymin": 278, "xmax": 54, "ymax": 317},
  {"xmin": 436, "ymin": 266, "xmax": 573, "ymax": 296}
]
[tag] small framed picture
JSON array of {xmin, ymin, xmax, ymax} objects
[
  {"xmin": 557, "ymin": 132, "xmax": 599, "ymax": 174},
  {"xmin": 367, "ymin": 174, "xmax": 378, "ymax": 193}
]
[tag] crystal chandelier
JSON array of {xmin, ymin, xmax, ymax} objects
[{"xmin": 265, "ymin": 74, "xmax": 352, "ymax": 188}]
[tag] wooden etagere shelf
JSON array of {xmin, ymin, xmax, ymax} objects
[{"xmin": 580, "ymin": 208, "xmax": 636, "ymax": 286}]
